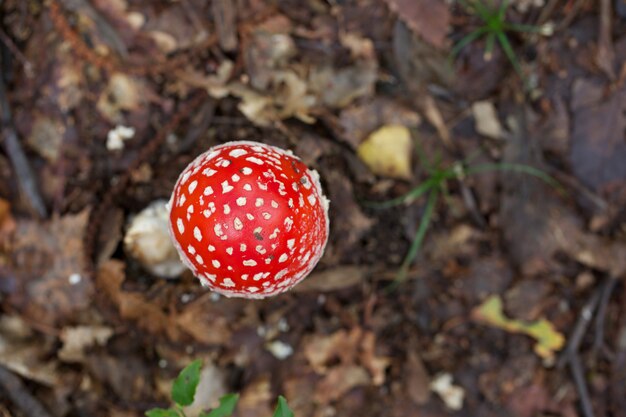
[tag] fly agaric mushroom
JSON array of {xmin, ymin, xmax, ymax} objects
[{"xmin": 168, "ymin": 141, "xmax": 329, "ymax": 298}]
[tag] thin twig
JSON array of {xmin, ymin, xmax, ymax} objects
[
  {"xmin": 558, "ymin": 287, "xmax": 601, "ymax": 367},
  {"xmin": 0, "ymin": 27, "xmax": 34, "ymax": 76},
  {"xmin": 0, "ymin": 366, "xmax": 54, "ymax": 417},
  {"xmin": 569, "ymin": 353, "xmax": 596, "ymax": 417},
  {"xmin": 0, "ymin": 59, "xmax": 48, "ymax": 218},
  {"xmin": 596, "ymin": 0, "xmax": 615, "ymax": 79},
  {"xmin": 593, "ymin": 276, "xmax": 619, "ymax": 359}
]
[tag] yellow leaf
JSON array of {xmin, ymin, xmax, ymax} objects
[
  {"xmin": 357, "ymin": 125, "xmax": 413, "ymax": 179},
  {"xmin": 472, "ymin": 295, "xmax": 565, "ymax": 360}
]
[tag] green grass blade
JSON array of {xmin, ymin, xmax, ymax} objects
[
  {"xmin": 470, "ymin": 0, "xmax": 494, "ymax": 21},
  {"xmin": 498, "ymin": 0, "xmax": 509, "ymax": 19},
  {"xmin": 362, "ymin": 179, "xmax": 436, "ymax": 209},
  {"xmin": 464, "ymin": 162, "xmax": 563, "ymax": 191},
  {"xmin": 496, "ymin": 31, "xmax": 523, "ymax": 78},
  {"xmin": 395, "ymin": 189, "xmax": 439, "ymax": 284},
  {"xmin": 451, "ymin": 27, "xmax": 489, "ymax": 58}
]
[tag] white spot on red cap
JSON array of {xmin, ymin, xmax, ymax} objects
[
  {"xmin": 212, "ymin": 259, "xmax": 221, "ymax": 268},
  {"xmin": 243, "ymin": 184, "xmax": 252, "ymax": 191},
  {"xmin": 193, "ymin": 227, "xmax": 202, "ymax": 242},
  {"xmin": 203, "ymin": 186, "xmax": 213, "ymax": 196},
  {"xmin": 232, "ymin": 174, "xmax": 240, "ymax": 182},
  {"xmin": 195, "ymin": 254, "xmax": 204, "ymax": 264},
  {"xmin": 221, "ymin": 181, "xmax": 234, "ymax": 193},
  {"xmin": 223, "ymin": 278, "xmax": 235, "ymax": 287},
  {"xmin": 243, "ymin": 259, "xmax": 257, "ymax": 266},
  {"xmin": 188, "ymin": 180, "xmax": 198, "ymax": 194},
  {"xmin": 226, "ymin": 247, "xmax": 233, "ymax": 255},
  {"xmin": 177, "ymin": 218, "xmax": 184, "ymax": 234},
  {"xmin": 242, "ymin": 167, "xmax": 252, "ymax": 175},
  {"xmin": 187, "ymin": 245, "xmax": 196, "ymax": 254},
  {"xmin": 234, "ymin": 217, "xmax": 243, "ymax": 230},
  {"xmin": 214, "ymin": 224, "xmax": 223, "ymax": 237},
  {"xmin": 256, "ymin": 245, "xmax": 266, "ymax": 254},
  {"xmin": 308, "ymin": 195, "xmax": 317, "ymax": 206},
  {"xmin": 271, "ymin": 200, "xmax": 279, "ymax": 208},
  {"xmin": 208, "ymin": 245, "xmax": 216, "ymax": 252},
  {"xmin": 202, "ymin": 168, "xmax": 216, "ymax": 177},
  {"xmin": 240, "ymin": 243, "xmax": 247, "ymax": 251},
  {"xmin": 255, "ymin": 198, "xmax": 264, "ymax": 207},
  {"xmin": 223, "ymin": 204, "xmax": 231, "ymax": 214},
  {"xmin": 262, "ymin": 212, "xmax": 271, "ymax": 220},
  {"xmin": 236, "ymin": 197, "xmax": 247, "ymax": 206},
  {"xmin": 287, "ymin": 239, "xmax": 295, "ymax": 250},
  {"xmin": 229, "ymin": 149, "xmax": 248, "ymax": 158},
  {"xmin": 247, "ymin": 156, "xmax": 264, "ymax": 165},
  {"xmin": 279, "ymin": 254, "xmax": 288, "ymax": 263}
]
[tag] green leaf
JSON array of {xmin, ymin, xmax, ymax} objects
[
  {"xmin": 171, "ymin": 360, "xmax": 202, "ymax": 407},
  {"xmin": 272, "ymin": 396, "xmax": 294, "ymax": 417},
  {"xmin": 145, "ymin": 408, "xmax": 181, "ymax": 417},
  {"xmin": 200, "ymin": 394, "xmax": 240, "ymax": 417}
]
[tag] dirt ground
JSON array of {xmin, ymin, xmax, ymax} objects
[{"xmin": 0, "ymin": 0, "xmax": 625, "ymax": 416}]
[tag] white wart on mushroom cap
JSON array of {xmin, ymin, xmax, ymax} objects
[{"xmin": 168, "ymin": 141, "xmax": 329, "ymax": 298}]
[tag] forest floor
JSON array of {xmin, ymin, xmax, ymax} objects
[{"xmin": 1, "ymin": 1, "xmax": 625, "ymax": 416}]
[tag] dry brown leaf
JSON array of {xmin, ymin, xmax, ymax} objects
[
  {"xmin": 7, "ymin": 210, "xmax": 93, "ymax": 325},
  {"xmin": 314, "ymin": 364, "xmax": 370, "ymax": 403},
  {"xmin": 406, "ymin": 350, "xmax": 431, "ymax": 405},
  {"xmin": 293, "ymin": 266, "xmax": 366, "ymax": 293},
  {"xmin": 384, "ymin": 0, "xmax": 451, "ymax": 48},
  {"xmin": 303, "ymin": 327, "xmax": 390, "ymax": 390},
  {"xmin": 339, "ymin": 97, "xmax": 421, "ymax": 149},
  {"xmin": 58, "ymin": 326, "xmax": 114, "ymax": 363},
  {"xmin": 237, "ymin": 376, "xmax": 273, "ymax": 417},
  {"xmin": 359, "ymin": 331, "xmax": 390, "ymax": 386},
  {"xmin": 0, "ymin": 316, "xmax": 60, "ymax": 386},
  {"xmin": 96, "ymin": 260, "xmax": 180, "ymax": 339},
  {"xmin": 174, "ymin": 302, "xmax": 232, "ymax": 345}
]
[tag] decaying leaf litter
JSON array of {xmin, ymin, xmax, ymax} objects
[{"xmin": 1, "ymin": 0, "xmax": 625, "ymax": 416}]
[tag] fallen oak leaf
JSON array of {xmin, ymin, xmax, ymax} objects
[{"xmin": 472, "ymin": 295, "xmax": 565, "ymax": 361}]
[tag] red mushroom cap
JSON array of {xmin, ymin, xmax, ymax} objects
[{"xmin": 168, "ymin": 141, "xmax": 330, "ymax": 298}]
